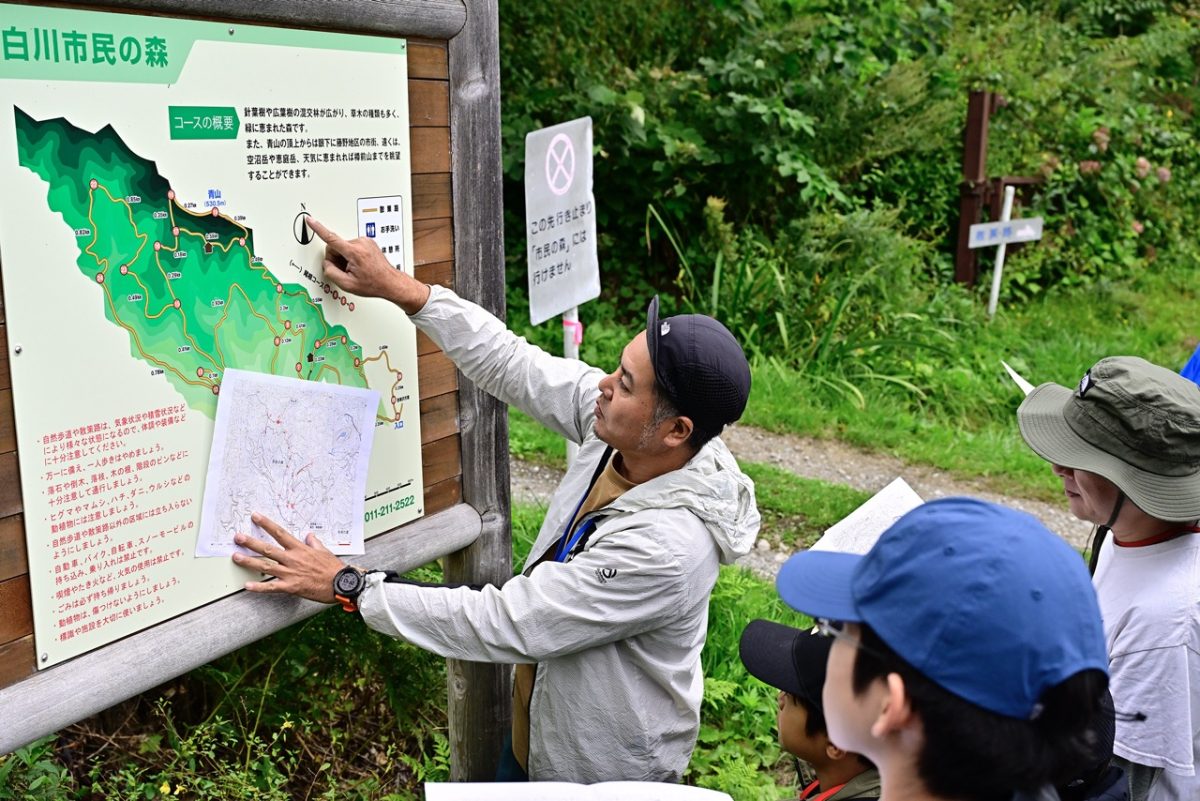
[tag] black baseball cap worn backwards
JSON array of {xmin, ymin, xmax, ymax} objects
[
  {"xmin": 645, "ymin": 296, "xmax": 751, "ymax": 433},
  {"xmin": 739, "ymin": 619, "xmax": 833, "ymax": 714}
]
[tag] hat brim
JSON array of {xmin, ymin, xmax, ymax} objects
[
  {"xmin": 646, "ymin": 295, "xmax": 661, "ymax": 374},
  {"xmin": 738, "ymin": 619, "xmax": 805, "ymax": 698},
  {"xmin": 1018, "ymin": 382, "xmax": 1200, "ymax": 521},
  {"xmin": 776, "ymin": 551, "xmax": 862, "ymax": 622},
  {"xmin": 739, "ymin": 620, "xmax": 833, "ymax": 707}
]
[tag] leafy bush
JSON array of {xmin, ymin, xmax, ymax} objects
[{"xmin": 688, "ymin": 566, "xmax": 810, "ymax": 800}]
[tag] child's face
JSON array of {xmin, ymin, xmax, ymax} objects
[{"xmin": 777, "ymin": 690, "xmax": 828, "ymax": 763}]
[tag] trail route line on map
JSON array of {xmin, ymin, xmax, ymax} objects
[
  {"xmin": 14, "ymin": 107, "xmax": 410, "ymax": 424},
  {"xmin": 197, "ymin": 369, "xmax": 378, "ymax": 557}
]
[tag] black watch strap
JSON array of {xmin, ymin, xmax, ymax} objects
[{"xmin": 334, "ymin": 567, "xmax": 482, "ymax": 613}]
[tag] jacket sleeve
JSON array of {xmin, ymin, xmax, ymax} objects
[
  {"xmin": 357, "ymin": 518, "xmax": 688, "ymax": 663},
  {"xmin": 409, "ymin": 285, "xmax": 605, "ymax": 444}
]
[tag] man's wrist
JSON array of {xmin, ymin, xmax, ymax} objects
[{"xmin": 389, "ymin": 273, "xmax": 431, "ymax": 315}]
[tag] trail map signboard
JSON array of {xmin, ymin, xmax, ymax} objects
[{"xmin": 0, "ymin": 5, "xmax": 424, "ymax": 667}]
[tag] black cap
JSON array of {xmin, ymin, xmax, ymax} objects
[
  {"xmin": 646, "ymin": 296, "xmax": 751, "ymax": 433},
  {"xmin": 738, "ymin": 619, "xmax": 832, "ymax": 711}
]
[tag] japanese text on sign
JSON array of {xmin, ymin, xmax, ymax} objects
[{"xmin": 2, "ymin": 26, "xmax": 167, "ymax": 68}]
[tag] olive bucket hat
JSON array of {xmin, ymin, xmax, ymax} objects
[{"xmin": 1017, "ymin": 356, "xmax": 1200, "ymax": 521}]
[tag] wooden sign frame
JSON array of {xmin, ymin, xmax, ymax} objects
[{"xmin": 0, "ymin": 0, "xmax": 512, "ymax": 781}]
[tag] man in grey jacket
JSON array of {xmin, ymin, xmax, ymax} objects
[{"xmin": 231, "ymin": 218, "xmax": 760, "ymax": 784}]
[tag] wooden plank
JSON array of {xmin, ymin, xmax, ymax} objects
[
  {"xmin": 418, "ymin": 350, "xmax": 457, "ymax": 399},
  {"xmin": 411, "ymin": 128, "xmax": 451, "ymax": 174},
  {"xmin": 419, "ymin": 391, "xmax": 460, "ymax": 445},
  {"xmin": 415, "ymin": 260, "xmax": 453, "ymax": 290},
  {"xmin": 0, "ymin": 503, "xmax": 484, "ymax": 748},
  {"xmin": 409, "ymin": 39, "xmax": 449, "ymax": 81},
  {"xmin": 423, "ymin": 476, "xmax": 462, "ymax": 517},
  {"xmin": 0, "ymin": 325, "xmax": 9, "ymax": 392},
  {"xmin": 0, "ymin": 575, "xmax": 32, "ymax": 644},
  {"xmin": 0, "ymin": 635, "xmax": 34, "ymax": 689},
  {"xmin": 409, "ymin": 80, "xmax": 450, "ymax": 128},
  {"xmin": 0, "ymin": 452, "xmax": 20, "ymax": 518},
  {"xmin": 446, "ymin": 0, "xmax": 512, "ymax": 781},
  {"xmin": 413, "ymin": 219, "xmax": 453, "ymax": 266},
  {"xmin": 421, "ymin": 433, "xmax": 462, "ymax": 487},
  {"xmin": 66, "ymin": 0, "xmax": 466, "ymax": 39},
  {"xmin": 0, "ymin": 515, "xmax": 26, "ymax": 583},
  {"xmin": 412, "ymin": 173, "xmax": 453, "ymax": 221},
  {"xmin": 0, "ymin": 388, "xmax": 12, "ymax": 453}
]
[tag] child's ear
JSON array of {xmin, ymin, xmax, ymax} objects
[
  {"xmin": 870, "ymin": 672, "xmax": 915, "ymax": 739},
  {"xmin": 826, "ymin": 741, "xmax": 848, "ymax": 761}
]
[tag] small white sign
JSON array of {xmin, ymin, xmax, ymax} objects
[
  {"xmin": 968, "ymin": 217, "xmax": 1044, "ymax": 249},
  {"xmin": 811, "ymin": 478, "xmax": 924, "ymax": 555},
  {"xmin": 357, "ymin": 195, "xmax": 406, "ymax": 269},
  {"xmin": 525, "ymin": 117, "xmax": 600, "ymax": 325},
  {"xmin": 426, "ymin": 782, "xmax": 731, "ymax": 801}
]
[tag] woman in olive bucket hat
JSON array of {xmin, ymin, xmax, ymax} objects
[{"xmin": 1017, "ymin": 356, "xmax": 1200, "ymax": 801}]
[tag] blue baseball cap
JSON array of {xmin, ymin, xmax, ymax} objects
[{"xmin": 776, "ymin": 497, "xmax": 1108, "ymax": 720}]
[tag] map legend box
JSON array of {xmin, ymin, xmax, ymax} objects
[{"xmin": 357, "ymin": 195, "xmax": 405, "ymax": 269}]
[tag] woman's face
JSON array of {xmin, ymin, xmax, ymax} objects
[{"xmin": 1051, "ymin": 465, "xmax": 1121, "ymax": 525}]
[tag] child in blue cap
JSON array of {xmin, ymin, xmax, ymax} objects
[{"xmin": 776, "ymin": 498, "xmax": 1111, "ymax": 801}]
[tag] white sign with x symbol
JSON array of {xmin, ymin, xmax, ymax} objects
[
  {"xmin": 525, "ymin": 117, "xmax": 600, "ymax": 326},
  {"xmin": 545, "ymin": 133, "xmax": 576, "ymax": 196}
]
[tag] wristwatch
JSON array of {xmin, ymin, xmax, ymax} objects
[{"xmin": 333, "ymin": 565, "xmax": 371, "ymax": 612}]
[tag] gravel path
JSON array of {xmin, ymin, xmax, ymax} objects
[{"xmin": 509, "ymin": 424, "xmax": 1092, "ymax": 580}]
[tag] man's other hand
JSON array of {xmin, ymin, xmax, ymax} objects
[
  {"xmin": 232, "ymin": 513, "xmax": 345, "ymax": 603},
  {"xmin": 305, "ymin": 215, "xmax": 431, "ymax": 314}
]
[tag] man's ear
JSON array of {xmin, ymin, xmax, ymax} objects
[
  {"xmin": 663, "ymin": 414, "xmax": 694, "ymax": 448},
  {"xmin": 870, "ymin": 672, "xmax": 915, "ymax": 739}
]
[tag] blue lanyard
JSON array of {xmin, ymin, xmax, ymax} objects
[
  {"xmin": 553, "ymin": 445, "xmax": 613, "ymax": 563},
  {"xmin": 555, "ymin": 517, "xmax": 597, "ymax": 563}
]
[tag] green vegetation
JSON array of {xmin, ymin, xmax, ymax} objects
[
  {"xmin": 740, "ymin": 462, "xmax": 871, "ymax": 549},
  {"xmin": 502, "ymin": 0, "xmax": 1200, "ymax": 491},
  {"xmin": 1, "ymin": 604, "xmax": 450, "ymax": 799}
]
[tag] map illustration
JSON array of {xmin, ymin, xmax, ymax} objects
[
  {"xmin": 197, "ymin": 369, "xmax": 377, "ymax": 557},
  {"xmin": 0, "ymin": 5, "xmax": 421, "ymax": 668},
  {"xmin": 13, "ymin": 107, "xmax": 407, "ymax": 423}
]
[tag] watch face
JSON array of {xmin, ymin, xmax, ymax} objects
[{"xmin": 334, "ymin": 568, "xmax": 363, "ymax": 596}]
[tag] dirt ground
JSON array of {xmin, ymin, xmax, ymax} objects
[{"xmin": 509, "ymin": 424, "xmax": 1093, "ymax": 580}]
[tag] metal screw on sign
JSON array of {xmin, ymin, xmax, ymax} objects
[
  {"xmin": 228, "ymin": 28, "xmax": 236, "ymax": 36},
  {"xmin": 40, "ymin": 653, "xmax": 47, "ymax": 663},
  {"xmin": 13, "ymin": 344, "xmax": 22, "ymax": 355}
]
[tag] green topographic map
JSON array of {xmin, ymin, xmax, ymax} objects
[{"xmin": 14, "ymin": 107, "xmax": 397, "ymax": 420}]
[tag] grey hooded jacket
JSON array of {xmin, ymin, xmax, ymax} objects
[{"xmin": 358, "ymin": 286, "xmax": 760, "ymax": 783}]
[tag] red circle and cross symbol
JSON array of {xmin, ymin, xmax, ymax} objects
[{"xmin": 544, "ymin": 133, "xmax": 576, "ymax": 197}]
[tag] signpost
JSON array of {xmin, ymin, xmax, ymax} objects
[
  {"xmin": 967, "ymin": 186, "xmax": 1044, "ymax": 318},
  {"xmin": 524, "ymin": 117, "xmax": 600, "ymax": 464}
]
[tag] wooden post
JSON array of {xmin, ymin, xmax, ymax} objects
[
  {"xmin": 445, "ymin": 0, "xmax": 513, "ymax": 782},
  {"xmin": 954, "ymin": 90, "xmax": 991, "ymax": 285}
]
